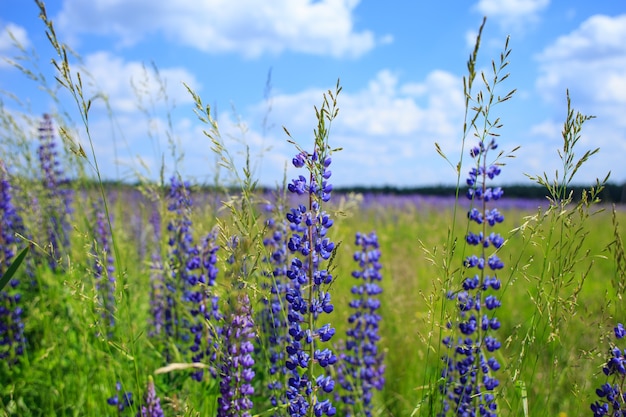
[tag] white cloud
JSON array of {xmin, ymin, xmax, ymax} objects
[
  {"xmin": 539, "ymin": 14, "xmax": 626, "ymax": 61},
  {"xmin": 78, "ymin": 52, "xmax": 200, "ymax": 113},
  {"xmin": 0, "ymin": 22, "xmax": 30, "ymax": 51},
  {"xmin": 0, "ymin": 22, "xmax": 31, "ymax": 68},
  {"xmin": 56, "ymin": 0, "xmax": 387, "ymax": 58},
  {"xmin": 536, "ymin": 14, "xmax": 626, "ymax": 111},
  {"xmin": 465, "ymin": 29, "xmax": 479, "ymax": 49},
  {"xmin": 520, "ymin": 120, "xmax": 620, "ymax": 184},
  {"xmin": 474, "ymin": 0, "xmax": 549, "ymax": 31},
  {"xmin": 31, "ymin": 52, "xmax": 206, "ymax": 181},
  {"xmin": 260, "ymin": 69, "xmax": 463, "ymax": 137},
  {"xmin": 529, "ymin": 119, "xmax": 560, "ymax": 140},
  {"xmin": 528, "ymin": 15, "xmax": 626, "ymax": 184},
  {"xmin": 108, "ymin": 68, "xmax": 465, "ymax": 187},
  {"xmin": 337, "ymin": 69, "xmax": 464, "ymax": 140},
  {"xmin": 242, "ymin": 69, "xmax": 466, "ymax": 186}
]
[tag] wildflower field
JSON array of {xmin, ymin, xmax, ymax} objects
[{"xmin": 2, "ymin": 5, "xmax": 626, "ymax": 417}]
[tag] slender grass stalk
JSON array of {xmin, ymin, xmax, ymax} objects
[
  {"xmin": 1, "ymin": 5, "xmax": 623, "ymax": 416},
  {"xmin": 280, "ymin": 81, "xmax": 342, "ymax": 417},
  {"xmin": 34, "ymin": 0, "xmax": 141, "ymax": 394},
  {"xmin": 498, "ymin": 91, "xmax": 609, "ymax": 415},
  {"xmin": 426, "ymin": 18, "xmax": 516, "ymax": 417}
]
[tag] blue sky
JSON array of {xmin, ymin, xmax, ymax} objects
[{"xmin": 1, "ymin": 0, "xmax": 625, "ymax": 188}]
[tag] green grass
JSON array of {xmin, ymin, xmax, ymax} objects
[
  {"xmin": 2, "ymin": 199, "xmax": 624, "ymax": 416},
  {"xmin": 1, "ymin": 4, "xmax": 623, "ymax": 416}
]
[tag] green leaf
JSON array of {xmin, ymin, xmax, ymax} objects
[{"xmin": 0, "ymin": 246, "xmax": 29, "ymax": 291}]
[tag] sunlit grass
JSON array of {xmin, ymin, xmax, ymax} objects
[{"xmin": 0, "ymin": 3, "xmax": 623, "ymax": 417}]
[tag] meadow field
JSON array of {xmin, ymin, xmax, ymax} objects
[
  {"xmin": 1, "ymin": 182, "xmax": 625, "ymax": 417},
  {"xmin": 2, "ymin": 5, "xmax": 626, "ymax": 417}
]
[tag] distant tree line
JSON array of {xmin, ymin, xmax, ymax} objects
[
  {"xmin": 333, "ymin": 182, "xmax": 626, "ymax": 204},
  {"xmin": 54, "ymin": 179, "xmax": 626, "ymax": 204}
]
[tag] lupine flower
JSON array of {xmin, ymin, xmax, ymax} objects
[
  {"xmin": 591, "ymin": 324, "xmax": 626, "ymax": 416},
  {"xmin": 0, "ymin": 165, "xmax": 27, "ymax": 364},
  {"xmin": 161, "ymin": 176, "xmax": 220, "ymax": 379},
  {"xmin": 163, "ymin": 176, "xmax": 194, "ymax": 328},
  {"xmin": 217, "ymin": 293, "xmax": 256, "ymax": 417},
  {"xmin": 148, "ymin": 209, "xmax": 165, "ymax": 338},
  {"xmin": 441, "ymin": 138, "xmax": 504, "ymax": 417},
  {"xmin": 259, "ymin": 201, "xmax": 292, "ymax": 411},
  {"xmin": 37, "ymin": 114, "xmax": 73, "ymax": 270},
  {"xmin": 92, "ymin": 206, "xmax": 116, "ymax": 335},
  {"xmin": 163, "ymin": 175, "xmax": 197, "ymax": 341},
  {"xmin": 187, "ymin": 229, "xmax": 221, "ymax": 381},
  {"xmin": 284, "ymin": 149, "xmax": 337, "ymax": 417},
  {"xmin": 138, "ymin": 376, "xmax": 164, "ymax": 417},
  {"xmin": 148, "ymin": 206, "xmax": 167, "ymax": 337},
  {"xmin": 336, "ymin": 231, "xmax": 385, "ymax": 417},
  {"xmin": 107, "ymin": 381, "xmax": 133, "ymax": 413}
]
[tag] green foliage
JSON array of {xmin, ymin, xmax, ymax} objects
[
  {"xmin": 0, "ymin": 247, "xmax": 29, "ymax": 292},
  {"xmin": 0, "ymin": 6, "xmax": 621, "ymax": 417},
  {"xmin": 528, "ymin": 90, "xmax": 602, "ymax": 205},
  {"xmin": 500, "ymin": 95, "xmax": 609, "ymax": 416}
]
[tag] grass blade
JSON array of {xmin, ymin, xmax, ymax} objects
[{"xmin": 0, "ymin": 246, "xmax": 29, "ymax": 291}]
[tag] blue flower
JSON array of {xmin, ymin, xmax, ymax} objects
[
  {"xmin": 162, "ymin": 176, "xmax": 196, "ymax": 344},
  {"xmin": 37, "ymin": 114, "xmax": 73, "ymax": 270},
  {"xmin": 218, "ymin": 294, "xmax": 256, "ymax": 417},
  {"xmin": 187, "ymin": 229, "xmax": 221, "ymax": 381},
  {"xmin": 138, "ymin": 376, "xmax": 164, "ymax": 417},
  {"xmin": 440, "ymin": 140, "xmax": 504, "ymax": 416},
  {"xmin": 0, "ymin": 166, "xmax": 27, "ymax": 364},
  {"xmin": 148, "ymin": 210, "xmax": 165, "ymax": 338},
  {"xmin": 591, "ymin": 324, "xmax": 626, "ymax": 416},
  {"xmin": 107, "ymin": 381, "xmax": 133, "ymax": 413},
  {"xmin": 284, "ymin": 150, "xmax": 337, "ymax": 417},
  {"xmin": 336, "ymin": 232, "xmax": 385, "ymax": 417},
  {"xmin": 159, "ymin": 176, "xmax": 220, "ymax": 379}
]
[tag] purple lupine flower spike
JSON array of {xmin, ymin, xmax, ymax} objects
[
  {"xmin": 218, "ymin": 293, "xmax": 256, "ymax": 417},
  {"xmin": 336, "ymin": 231, "xmax": 385, "ymax": 416},
  {"xmin": 138, "ymin": 376, "xmax": 164, "ymax": 417},
  {"xmin": 161, "ymin": 176, "xmax": 221, "ymax": 379},
  {"xmin": 440, "ymin": 138, "xmax": 504, "ymax": 417},
  {"xmin": 284, "ymin": 150, "xmax": 337, "ymax": 417},
  {"xmin": 260, "ymin": 201, "xmax": 293, "ymax": 412},
  {"xmin": 162, "ymin": 176, "xmax": 194, "ymax": 348},
  {"xmin": 188, "ymin": 228, "xmax": 221, "ymax": 381},
  {"xmin": 148, "ymin": 209, "xmax": 165, "ymax": 338},
  {"xmin": 590, "ymin": 324, "xmax": 626, "ymax": 416},
  {"xmin": 0, "ymin": 164, "xmax": 27, "ymax": 364},
  {"xmin": 37, "ymin": 114, "xmax": 73, "ymax": 270}
]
